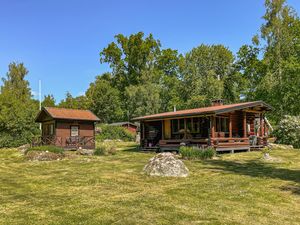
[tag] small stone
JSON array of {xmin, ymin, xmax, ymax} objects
[
  {"xmin": 77, "ymin": 148, "xmax": 94, "ymax": 156},
  {"xmin": 17, "ymin": 144, "xmax": 30, "ymax": 154}
]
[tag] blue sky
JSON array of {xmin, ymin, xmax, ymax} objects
[{"xmin": 1, "ymin": 0, "xmax": 300, "ymax": 102}]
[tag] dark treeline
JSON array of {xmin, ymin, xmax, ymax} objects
[{"xmin": 0, "ymin": 0, "xmax": 299, "ymax": 147}]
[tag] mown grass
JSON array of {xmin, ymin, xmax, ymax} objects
[{"xmin": 0, "ymin": 143, "xmax": 300, "ymax": 225}]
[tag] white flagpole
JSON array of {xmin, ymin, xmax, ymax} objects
[{"xmin": 39, "ymin": 80, "xmax": 42, "ymax": 130}]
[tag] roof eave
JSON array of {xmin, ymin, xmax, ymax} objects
[
  {"xmin": 34, "ymin": 107, "xmax": 54, "ymax": 123},
  {"xmin": 215, "ymin": 101, "xmax": 272, "ymax": 114},
  {"xmin": 132, "ymin": 112, "xmax": 215, "ymax": 121},
  {"xmin": 132, "ymin": 101, "xmax": 273, "ymax": 121}
]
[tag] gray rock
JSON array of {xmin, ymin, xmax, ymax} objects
[
  {"xmin": 77, "ymin": 148, "xmax": 94, "ymax": 156},
  {"xmin": 261, "ymin": 152, "xmax": 282, "ymax": 162},
  {"xmin": 263, "ymin": 153, "xmax": 272, "ymax": 160},
  {"xmin": 17, "ymin": 144, "xmax": 30, "ymax": 154},
  {"xmin": 143, "ymin": 152, "xmax": 189, "ymax": 177}
]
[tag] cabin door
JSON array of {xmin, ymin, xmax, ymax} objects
[{"xmin": 144, "ymin": 121, "xmax": 162, "ymax": 147}]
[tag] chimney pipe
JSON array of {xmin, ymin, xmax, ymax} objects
[{"xmin": 212, "ymin": 99, "xmax": 224, "ymax": 106}]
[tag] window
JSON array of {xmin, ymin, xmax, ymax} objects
[
  {"xmin": 43, "ymin": 123, "xmax": 54, "ymax": 136},
  {"xmin": 216, "ymin": 117, "xmax": 229, "ymax": 132},
  {"xmin": 49, "ymin": 124, "xmax": 54, "ymax": 135},
  {"xmin": 172, "ymin": 119, "xmax": 178, "ymax": 133},
  {"xmin": 171, "ymin": 119, "xmax": 184, "ymax": 133},
  {"xmin": 186, "ymin": 118, "xmax": 192, "ymax": 132},
  {"xmin": 192, "ymin": 118, "xmax": 199, "ymax": 132},
  {"xmin": 71, "ymin": 126, "xmax": 79, "ymax": 137}
]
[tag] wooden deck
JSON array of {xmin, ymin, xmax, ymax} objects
[{"xmin": 140, "ymin": 136, "xmax": 268, "ymax": 153}]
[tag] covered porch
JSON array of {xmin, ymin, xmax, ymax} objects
[{"xmin": 137, "ymin": 101, "xmax": 272, "ymax": 153}]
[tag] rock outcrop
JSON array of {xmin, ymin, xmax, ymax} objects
[{"xmin": 26, "ymin": 151, "xmax": 64, "ymax": 161}]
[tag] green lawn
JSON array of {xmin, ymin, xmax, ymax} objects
[{"xmin": 0, "ymin": 144, "xmax": 300, "ymax": 225}]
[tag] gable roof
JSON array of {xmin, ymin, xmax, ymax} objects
[
  {"xmin": 132, "ymin": 101, "xmax": 272, "ymax": 121},
  {"xmin": 35, "ymin": 107, "xmax": 100, "ymax": 122}
]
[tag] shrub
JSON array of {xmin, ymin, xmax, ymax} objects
[
  {"xmin": 96, "ymin": 124, "xmax": 135, "ymax": 142},
  {"xmin": 25, "ymin": 145, "xmax": 64, "ymax": 155},
  {"xmin": 179, "ymin": 146, "xmax": 215, "ymax": 160},
  {"xmin": 94, "ymin": 142, "xmax": 117, "ymax": 156},
  {"xmin": 273, "ymin": 115, "xmax": 300, "ymax": 148}
]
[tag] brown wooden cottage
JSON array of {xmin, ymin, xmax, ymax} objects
[
  {"xmin": 35, "ymin": 107, "xmax": 100, "ymax": 149},
  {"xmin": 132, "ymin": 100, "xmax": 272, "ymax": 153}
]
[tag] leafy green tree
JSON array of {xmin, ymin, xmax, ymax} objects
[
  {"xmin": 100, "ymin": 32, "xmax": 183, "ymax": 116},
  {"xmin": 180, "ymin": 44, "xmax": 243, "ymax": 107},
  {"xmin": 0, "ymin": 62, "xmax": 39, "ymax": 147},
  {"xmin": 100, "ymin": 32, "xmax": 161, "ymax": 90},
  {"xmin": 58, "ymin": 92, "xmax": 89, "ymax": 109},
  {"xmin": 125, "ymin": 83, "xmax": 161, "ymax": 118},
  {"xmin": 157, "ymin": 49, "xmax": 183, "ymax": 111},
  {"xmin": 235, "ymin": 42, "xmax": 265, "ymax": 100},
  {"xmin": 42, "ymin": 94, "xmax": 56, "ymax": 107},
  {"xmin": 86, "ymin": 76, "xmax": 123, "ymax": 123},
  {"xmin": 239, "ymin": 0, "xmax": 300, "ymax": 121}
]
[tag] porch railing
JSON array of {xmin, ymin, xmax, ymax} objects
[
  {"xmin": 65, "ymin": 136, "xmax": 95, "ymax": 149},
  {"xmin": 211, "ymin": 137, "xmax": 250, "ymax": 148},
  {"xmin": 31, "ymin": 135, "xmax": 62, "ymax": 146},
  {"xmin": 32, "ymin": 135, "xmax": 95, "ymax": 149}
]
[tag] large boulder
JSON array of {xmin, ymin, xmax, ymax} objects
[{"xmin": 143, "ymin": 153, "xmax": 189, "ymax": 177}]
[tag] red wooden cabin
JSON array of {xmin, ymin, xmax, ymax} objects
[
  {"xmin": 109, "ymin": 122, "xmax": 138, "ymax": 134},
  {"xmin": 35, "ymin": 107, "xmax": 100, "ymax": 149},
  {"xmin": 132, "ymin": 100, "xmax": 272, "ymax": 153}
]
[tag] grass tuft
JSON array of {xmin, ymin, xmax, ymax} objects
[
  {"xmin": 25, "ymin": 145, "xmax": 64, "ymax": 154},
  {"xmin": 179, "ymin": 146, "xmax": 215, "ymax": 160}
]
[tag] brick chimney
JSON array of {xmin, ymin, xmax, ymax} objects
[{"xmin": 211, "ymin": 99, "xmax": 224, "ymax": 106}]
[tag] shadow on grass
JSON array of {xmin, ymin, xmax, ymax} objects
[
  {"xmin": 280, "ymin": 185, "xmax": 300, "ymax": 195},
  {"xmin": 203, "ymin": 159, "xmax": 300, "ymax": 190},
  {"xmin": 122, "ymin": 146, "xmax": 141, "ymax": 153},
  {"xmin": 122, "ymin": 146, "xmax": 157, "ymax": 154}
]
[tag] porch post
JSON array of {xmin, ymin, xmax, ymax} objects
[
  {"xmin": 260, "ymin": 113, "xmax": 263, "ymax": 137},
  {"xmin": 243, "ymin": 111, "xmax": 247, "ymax": 138},
  {"xmin": 142, "ymin": 122, "xmax": 145, "ymax": 140},
  {"xmin": 162, "ymin": 120, "xmax": 165, "ymax": 140},
  {"xmin": 229, "ymin": 113, "xmax": 232, "ymax": 138},
  {"xmin": 184, "ymin": 118, "xmax": 187, "ymax": 139},
  {"xmin": 211, "ymin": 116, "xmax": 215, "ymax": 138}
]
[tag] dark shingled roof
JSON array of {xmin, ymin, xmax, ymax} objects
[
  {"xmin": 35, "ymin": 107, "xmax": 100, "ymax": 122},
  {"xmin": 132, "ymin": 101, "xmax": 272, "ymax": 121}
]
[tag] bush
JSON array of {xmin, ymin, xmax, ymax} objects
[
  {"xmin": 0, "ymin": 132, "xmax": 36, "ymax": 148},
  {"xmin": 179, "ymin": 146, "xmax": 215, "ymax": 160},
  {"xmin": 273, "ymin": 115, "xmax": 300, "ymax": 148},
  {"xmin": 96, "ymin": 124, "xmax": 135, "ymax": 142},
  {"xmin": 25, "ymin": 145, "xmax": 64, "ymax": 155},
  {"xmin": 94, "ymin": 142, "xmax": 117, "ymax": 156}
]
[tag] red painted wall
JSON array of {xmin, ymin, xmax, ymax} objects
[{"xmin": 55, "ymin": 120, "xmax": 95, "ymax": 148}]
